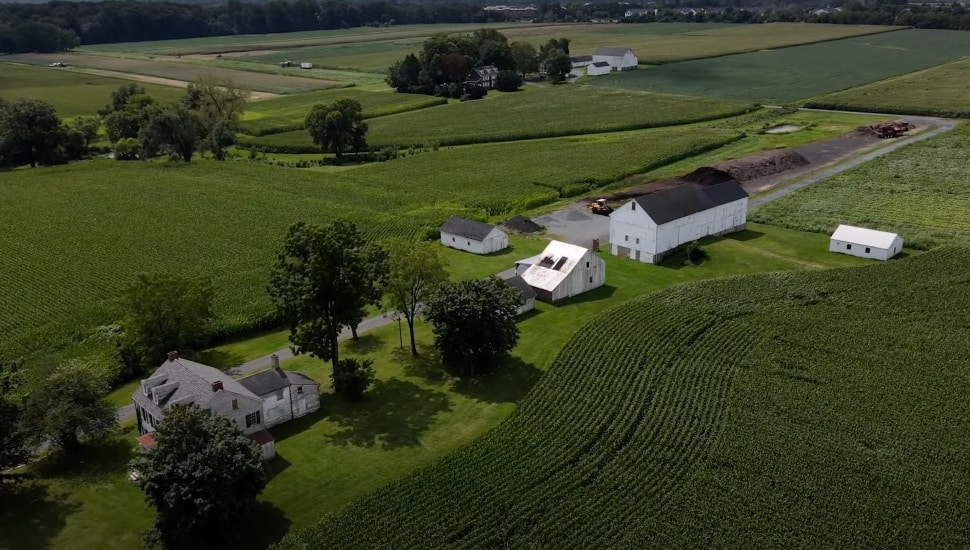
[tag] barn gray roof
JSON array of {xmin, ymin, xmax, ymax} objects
[
  {"xmin": 594, "ymin": 47, "xmax": 634, "ymax": 57},
  {"xmin": 632, "ymin": 181, "xmax": 748, "ymax": 225},
  {"xmin": 440, "ymin": 216, "xmax": 500, "ymax": 241},
  {"xmin": 503, "ymin": 275, "xmax": 537, "ymax": 300}
]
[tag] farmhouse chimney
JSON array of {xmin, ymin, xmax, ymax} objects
[
  {"xmin": 211, "ymin": 380, "xmax": 223, "ymax": 392},
  {"xmin": 167, "ymin": 351, "xmax": 179, "ymax": 362},
  {"xmin": 272, "ymin": 354, "xmax": 285, "ymax": 378}
]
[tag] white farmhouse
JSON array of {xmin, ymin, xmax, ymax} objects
[
  {"xmin": 609, "ymin": 181, "xmax": 748, "ymax": 264},
  {"xmin": 592, "ymin": 47, "xmax": 638, "ymax": 71},
  {"xmin": 520, "ymin": 240, "xmax": 606, "ymax": 302},
  {"xmin": 502, "ymin": 274, "xmax": 537, "ymax": 315},
  {"xmin": 829, "ymin": 224, "xmax": 903, "ymax": 260},
  {"xmin": 440, "ymin": 216, "xmax": 508, "ymax": 255},
  {"xmin": 586, "ymin": 61, "xmax": 612, "ymax": 76},
  {"xmin": 238, "ymin": 354, "xmax": 321, "ymax": 428}
]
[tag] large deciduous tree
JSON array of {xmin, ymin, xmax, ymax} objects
[
  {"xmin": 21, "ymin": 361, "xmax": 116, "ymax": 454},
  {"xmin": 268, "ymin": 221, "xmax": 387, "ymax": 370},
  {"xmin": 183, "ymin": 76, "xmax": 250, "ymax": 160},
  {"xmin": 0, "ymin": 98, "xmax": 67, "ymax": 168},
  {"xmin": 305, "ymin": 98, "xmax": 368, "ymax": 158},
  {"xmin": 101, "ymin": 84, "xmax": 156, "ymax": 143},
  {"xmin": 423, "ymin": 277, "xmax": 522, "ymax": 377},
  {"xmin": 118, "ymin": 273, "xmax": 215, "ymax": 380},
  {"xmin": 383, "ymin": 239, "xmax": 448, "ymax": 356},
  {"xmin": 139, "ymin": 102, "xmax": 206, "ymax": 162},
  {"xmin": 541, "ymin": 48, "xmax": 572, "ymax": 83},
  {"xmin": 0, "ymin": 358, "xmax": 29, "ymax": 475},
  {"xmin": 510, "ymin": 41, "xmax": 539, "ymax": 77},
  {"xmin": 132, "ymin": 404, "xmax": 265, "ymax": 550}
]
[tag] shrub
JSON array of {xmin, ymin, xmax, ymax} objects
[
  {"xmin": 495, "ymin": 70, "xmax": 524, "ymax": 92},
  {"xmin": 113, "ymin": 138, "xmax": 140, "ymax": 160},
  {"xmin": 331, "ymin": 358, "xmax": 376, "ymax": 401}
]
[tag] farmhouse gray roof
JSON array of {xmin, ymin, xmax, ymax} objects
[
  {"xmin": 502, "ymin": 274, "xmax": 537, "ymax": 301},
  {"xmin": 440, "ymin": 216, "xmax": 500, "ymax": 241},
  {"xmin": 286, "ymin": 371, "xmax": 320, "ymax": 386},
  {"xmin": 132, "ymin": 354, "xmax": 260, "ymax": 418},
  {"xmin": 632, "ymin": 181, "xmax": 748, "ymax": 225},
  {"xmin": 594, "ymin": 47, "xmax": 634, "ymax": 57},
  {"xmin": 591, "ymin": 61, "xmax": 611, "ymax": 68},
  {"xmin": 238, "ymin": 368, "xmax": 290, "ymax": 396}
]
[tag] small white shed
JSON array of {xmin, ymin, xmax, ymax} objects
[
  {"xmin": 829, "ymin": 225, "xmax": 903, "ymax": 260},
  {"xmin": 502, "ymin": 275, "xmax": 537, "ymax": 315},
  {"xmin": 571, "ymin": 55, "xmax": 593, "ymax": 68},
  {"xmin": 592, "ymin": 47, "xmax": 638, "ymax": 70},
  {"xmin": 299, "ymin": 62, "xmax": 313, "ymax": 69},
  {"xmin": 440, "ymin": 216, "xmax": 508, "ymax": 255},
  {"xmin": 520, "ymin": 240, "xmax": 606, "ymax": 303},
  {"xmin": 587, "ymin": 61, "xmax": 612, "ymax": 76}
]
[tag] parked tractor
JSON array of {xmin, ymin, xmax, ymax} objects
[{"xmin": 588, "ymin": 198, "xmax": 612, "ymax": 215}]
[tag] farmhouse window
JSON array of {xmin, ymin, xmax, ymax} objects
[
  {"xmin": 452, "ymin": 237, "xmax": 455, "ymax": 242},
  {"xmin": 846, "ymin": 244, "xmax": 852, "ymax": 250},
  {"xmin": 632, "ymin": 203, "xmax": 636, "ymax": 211},
  {"xmin": 586, "ymin": 262, "xmax": 589, "ymax": 268},
  {"xmin": 625, "ymin": 235, "xmax": 629, "ymax": 242},
  {"xmin": 277, "ymin": 390, "xmax": 284, "ymax": 400},
  {"xmin": 467, "ymin": 241, "xmax": 470, "ymax": 246},
  {"xmin": 865, "ymin": 247, "xmax": 871, "ymax": 253},
  {"xmin": 297, "ymin": 386, "xmax": 304, "ymax": 395},
  {"xmin": 245, "ymin": 411, "xmax": 262, "ymax": 428},
  {"xmin": 589, "ymin": 277, "xmax": 593, "ymax": 283},
  {"xmin": 231, "ymin": 399, "xmax": 239, "ymax": 410},
  {"xmin": 636, "ymin": 238, "xmax": 640, "ymax": 244}
]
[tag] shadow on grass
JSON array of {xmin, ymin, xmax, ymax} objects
[
  {"xmin": 725, "ymin": 229, "xmax": 766, "ymax": 242},
  {"xmin": 346, "ymin": 333, "xmax": 384, "ymax": 355},
  {"xmin": 452, "ymin": 357, "xmax": 543, "ymax": 404},
  {"xmin": 554, "ymin": 284, "xmax": 618, "ymax": 305},
  {"xmin": 238, "ymin": 500, "xmax": 292, "ymax": 550},
  {"xmin": 32, "ymin": 435, "xmax": 134, "ymax": 482},
  {"xmin": 324, "ymin": 379, "xmax": 452, "ymax": 449},
  {"xmin": 0, "ymin": 479, "xmax": 80, "ymax": 550},
  {"xmin": 394, "ymin": 344, "xmax": 449, "ymax": 385},
  {"xmin": 192, "ymin": 348, "xmax": 247, "ymax": 371},
  {"xmin": 270, "ymin": 410, "xmax": 327, "ymax": 444},
  {"xmin": 264, "ymin": 454, "xmax": 291, "ymax": 483}
]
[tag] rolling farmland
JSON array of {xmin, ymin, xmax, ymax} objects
[
  {"xmin": 589, "ymin": 29, "xmax": 970, "ymax": 103},
  {"xmin": 751, "ymin": 124, "xmax": 970, "ymax": 250},
  {"xmin": 0, "ymin": 126, "xmax": 738, "ymax": 360},
  {"xmin": 279, "ymin": 247, "xmax": 970, "ymax": 549},
  {"xmin": 806, "ymin": 55, "xmax": 970, "ymax": 117}
]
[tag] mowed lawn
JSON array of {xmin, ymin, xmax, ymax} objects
[
  {"xmin": 241, "ymin": 88, "xmax": 446, "ymax": 135},
  {"xmin": 752, "ymin": 123, "xmax": 970, "ymax": 250},
  {"xmin": 0, "ymin": 126, "xmax": 738, "ymax": 360},
  {"xmin": 2, "ymin": 224, "xmax": 869, "ymax": 550},
  {"xmin": 807, "ymin": 55, "xmax": 970, "ymax": 117},
  {"xmin": 589, "ymin": 28, "xmax": 970, "ymax": 103},
  {"xmin": 0, "ymin": 63, "xmax": 184, "ymax": 117}
]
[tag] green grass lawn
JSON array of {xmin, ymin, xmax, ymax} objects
[
  {"xmin": 0, "ymin": 63, "xmax": 185, "ymax": 117},
  {"xmin": 752, "ymin": 122, "xmax": 970, "ymax": 250},
  {"xmin": 241, "ymin": 88, "xmax": 446, "ymax": 135},
  {"xmin": 17, "ymin": 223, "xmax": 871, "ymax": 549},
  {"xmin": 589, "ymin": 29, "xmax": 970, "ymax": 104},
  {"xmin": 806, "ymin": 55, "xmax": 970, "ymax": 117}
]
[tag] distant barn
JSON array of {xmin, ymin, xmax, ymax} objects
[
  {"xmin": 439, "ymin": 216, "xmax": 508, "ymax": 255},
  {"xmin": 829, "ymin": 225, "xmax": 903, "ymax": 260},
  {"xmin": 520, "ymin": 240, "xmax": 606, "ymax": 302}
]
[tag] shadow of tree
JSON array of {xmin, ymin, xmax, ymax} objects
[
  {"xmin": 452, "ymin": 357, "xmax": 543, "ymax": 404},
  {"xmin": 268, "ymin": 410, "xmax": 326, "ymax": 444},
  {"xmin": 0, "ymin": 479, "xmax": 80, "ymax": 549},
  {"xmin": 32, "ymin": 435, "xmax": 135, "ymax": 482},
  {"xmin": 264, "ymin": 454, "xmax": 291, "ymax": 483},
  {"xmin": 237, "ymin": 500, "xmax": 292, "ymax": 550},
  {"xmin": 346, "ymin": 333, "xmax": 384, "ymax": 355},
  {"xmin": 325, "ymin": 379, "xmax": 452, "ymax": 449},
  {"xmin": 192, "ymin": 348, "xmax": 247, "ymax": 371},
  {"xmin": 725, "ymin": 229, "xmax": 766, "ymax": 242},
  {"xmin": 394, "ymin": 344, "xmax": 449, "ymax": 385},
  {"xmin": 555, "ymin": 284, "xmax": 618, "ymax": 305}
]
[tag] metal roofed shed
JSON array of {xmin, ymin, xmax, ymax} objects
[
  {"xmin": 829, "ymin": 225, "xmax": 903, "ymax": 260},
  {"xmin": 440, "ymin": 216, "xmax": 509, "ymax": 255},
  {"xmin": 520, "ymin": 240, "xmax": 606, "ymax": 303}
]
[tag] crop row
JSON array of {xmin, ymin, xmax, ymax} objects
[{"xmin": 277, "ymin": 246, "xmax": 970, "ymax": 548}]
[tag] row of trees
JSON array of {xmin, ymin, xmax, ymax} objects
[
  {"xmin": 0, "ymin": 99, "xmax": 98, "ymax": 168},
  {"xmin": 387, "ymin": 30, "xmax": 572, "ymax": 97},
  {"xmin": 269, "ymin": 220, "xmax": 523, "ymax": 381}
]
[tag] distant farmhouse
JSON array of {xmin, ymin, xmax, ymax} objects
[
  {"xmin": 587, "ymin": 61, "xmax": 612, "ymax": 76},
  {"xmin": 467, "ymin": 65, "xmax": 498, "ymax": 88},
  {"xmin": 133, "ymin": 352, "xmax": 320, "ymax": 460},
  {"xmin": 440, "ymin": 216, "xmax": 509, "ymax": 254},
  {"xmin": 624, "ymin": 8, "xmax": 657, "ymax": 17},
  {"xmin": 609, "ymin": 181, "xmax": 748, "ymax": 264},
  {"xmin": 829, "ymin": 225, "xmax": 903, "ymax": 260},
  {"xmin": 592, "ymin": 47, "xmax": 638, "ymax": 71},
  {"xmin": 519, "ymin": 240, "xmax": 606, "ymax": 302}
]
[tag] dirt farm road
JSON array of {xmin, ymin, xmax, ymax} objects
[{"xmin": 117, "ymin": 110, "xmax": 957, "ymax": 422}]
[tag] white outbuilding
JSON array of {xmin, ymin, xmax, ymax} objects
[
  {"xmin": 586, "ymin": 61, "xmax": 612, "ymax": 76},
  {"xmin": 609, "ymin": 181, "xmax": 748, "ymax": 264},
  {"xmin": 299, "ymin": 62, "xmax": 313, "ymax": 69},
  {"xmin": 440, "ymin": 216, "xmax": 508, "ymax": 255},
  {"xmin": 502, "ymin": 275, "xmax": 537, "ymax": 315},
  {"xmin": 592, "ymin": 47, "xmax": 638, "ymax": 70},
  {"xmin": 520, "ymin": 240, "xmax": 606, "ymax": 303},
  {"xmin": 829, "ymin": 224, "xmax": 903, "ymax": 260}
]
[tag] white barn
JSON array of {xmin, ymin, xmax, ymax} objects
[
  {"xmin": 440, "ymin": 216, "xmax": 508, "ymax": 255},
  {"xmin": 610, "ymin": 181, "xmax": 748, "ymax": 264},
  {"xmin": 829, "ymin": 224, "xmax": 903, "ymax": 260},
  {"xmin": 502, "ymin": 275, "xmax": 537, "ymax": 315},
  {"xmin": 520, "ymin": 240, "xmax": 606, "ymax": 303},
  {"xmin": 592, "ymin": 47, "xmax": 638, "ymax": 70},
  {"xmin": 587, "ymin": 61, "xmax": 612, "ymax": 76}
]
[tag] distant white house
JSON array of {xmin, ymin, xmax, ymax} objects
[
  {"xmin": 520, "ymin": 240, "xmax": 606, "ymax": 302},
  {"xmin": 467, "ymin": 65, "xmax": 499, "ymax": 88},
  {"xmin": 587, "ymin": 61, "xmax": 612, "ymax": 76},
  {"xmin": 440, "ymin": 216, "xmax": 508, "ymax": 255},
  {"xmin": 624, "ymin": 8, "xmax": 656, "ymax": 17},
  {"xmin": 571, "ymin": 55, "xmax": 593, "ymax": 68},
  {"xmin": 829, "ymin": 224, "xmax": 903, "ymax": 260},
  {"xmin": 502, "ymin": 275, "xmax": 537, "ymax": 315},
  {"xmin": 592, "ymin": 47, "xmax": 638, "ymax": 71},
  {"xmin": 609, "ymin": 181, "xmax": 748, "ymax": 264}
]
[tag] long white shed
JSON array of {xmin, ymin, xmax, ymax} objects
[
  {"xmin": 440, "ymin": 216, "xmax": 508, "ymax": 255},
  {"xmin": 829, "ymin": 225, "xmax": 903, "ymax": 260}
]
